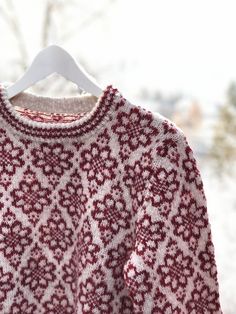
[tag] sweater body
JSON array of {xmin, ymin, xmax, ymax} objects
[{"xmin": 0, "ymin": 83, "xmax": 222, "ymax": 313}]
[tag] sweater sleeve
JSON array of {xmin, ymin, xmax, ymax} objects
[{"xmin": 122, "ymin": 128, "xmax": 223, "ymax": 313}]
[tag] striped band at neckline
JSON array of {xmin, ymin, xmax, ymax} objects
[{"xmin": 0, "ymin": 82, "xmax": 119, "ymax": 142}]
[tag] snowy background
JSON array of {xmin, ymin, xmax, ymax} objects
[{"xmin": 0, "ymin": 0, "xmax": 236, "ymax": 312}]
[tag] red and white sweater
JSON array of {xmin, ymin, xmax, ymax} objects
[{"xmin": 0, "ymin": 82, "xmax": 222, "ymax": 313}]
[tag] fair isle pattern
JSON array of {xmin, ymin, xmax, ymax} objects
[
  {"xmin": 0, "ymin": 82, "xmax": 222, "ymax": 313},
  {"xmin": 14, "ymin": 105, "xmax": 88, "ymax": 123}
]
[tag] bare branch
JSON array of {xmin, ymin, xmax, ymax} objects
[
  {"xmin": 4, "ymin": 0, "xmax": 28, "ymax": 71},
  {"xmin": 60, "ymin": 0, "xmax": 118, "ymax": 42}
]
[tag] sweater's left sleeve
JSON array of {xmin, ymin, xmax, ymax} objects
[{"xmin": 122, "ymin": 128, "xmax": 223, "ymax": 313}]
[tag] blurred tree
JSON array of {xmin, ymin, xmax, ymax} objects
[
  {"xmin": 209, "ymin": 81, "xmax": 236, "ymax": 178},
  {"xmin": 137, "ymin": 86, "xmax": 183, "ymax": 119},
  {"xmin": 172, "ymin": 99, "xmax": 203, "ymax": 133},
  {"xmin": 188, "ymin": 100, "xmax": 202, "ymax": 127}
]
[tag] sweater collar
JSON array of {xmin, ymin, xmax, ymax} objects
[{"xmin": 0, "ymin": 82, "xmax": 119, "ymax": 142}]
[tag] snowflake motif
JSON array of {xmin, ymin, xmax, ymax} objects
[
  {"xmin": 10, "ymin": 166, "xmax": 52, "ymax": 226},
  {"xmin": 79, "ymin": 269, "xmax": 114, "ymax": 313},
  {"xmin": 43, "ymin": 282, "xmax": 75, "ymax": 313},
  {"xmin": 0, "ymin": 137, "xmax": 25, "ymax": 189},
  {"xmin": 124, "ymin": 154, "xmax": 153, "ymax": 209},
  {"xmin": 80, "ymin": 142, "xmax": 118, "ymax": 185},
  {"xmin": 157, "ymin": 237, "xmax": 194, "ymax": 302},
  {"xmin": 38, "ymin": 205, "xmax": 74, "ymax": 263},
  {"xmin": 92, "ymin": 193, "xmax": 131, "ymax": 246},
  {"xmin": 0, "ymin": 208, "xmax": 33, "ymax": 269},
  {"xmin": 112, "ymin": 107, "xmax": 159, "ymax": 150},
  {"xmin": 111, "ymin": 107, "xmax": 159, "ymax": 160},
  {"xmin": 58, "ymin": 171, "xmax": 88, "ymax": 229},
  {"xmin": 31, "ymin": 142, "xmax": 74, "ymax": 186},
  {"xmin": 186, "ymin": 273, "xmax": 222, "ymax": 313},
  {"xmin": 20, "ymin": 243, "xmax": 56, "ymax": 302},
  {"xmin": 171, "ymin": 186, "xmax": 208, "ymax": 254}
]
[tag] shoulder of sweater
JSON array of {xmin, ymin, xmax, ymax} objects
[{"xmin": 124, "ymin": 99, "xmax": 188, "ymax": 153}]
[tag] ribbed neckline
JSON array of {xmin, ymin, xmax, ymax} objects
[{"xmin": 0, "ymin": 82, "xmax": 119, "ymax": 142}]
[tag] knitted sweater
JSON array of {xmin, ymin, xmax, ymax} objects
[{"xmin": 0, "ymin": 81, "xmax": 222, "ymax": 314}]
